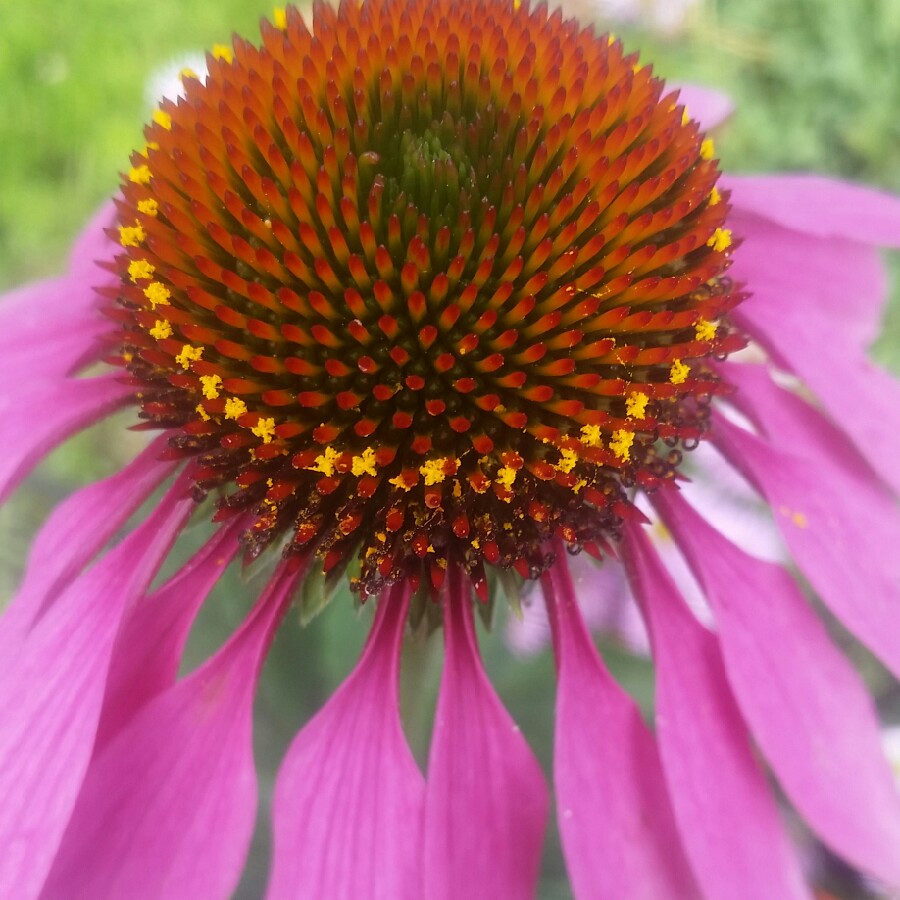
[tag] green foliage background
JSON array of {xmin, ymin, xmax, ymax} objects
[{"xmin": 0, "ymin": 0, "xmax": 897, "ymax": 896}]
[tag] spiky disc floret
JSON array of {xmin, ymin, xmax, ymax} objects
[{"xmin": 107, "ymin": 0, "xmax": 743, "ymax": 597}]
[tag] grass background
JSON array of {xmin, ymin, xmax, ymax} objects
[{"xmin": 0, "ymin": 0, "xmax": 898, "ymax": 896}]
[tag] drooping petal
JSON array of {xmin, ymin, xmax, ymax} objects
[
  {"xmin": 725, "ymin": 174, "xmax": 900, "ymax": 247},
  {"xmin": 712, "ymin": 370, "xmax": 900, "ymax": 679},
  {"xmin": 623, "ymin": 524, "xmax": 810, "ymax": 900},
  {"xmin": 424, "ymin": 564, "xmax": 548, "ymax": 900},
  {"xmin": 542, "ymin": 558, "xmax": 698, "ymax": 900},
  {"xmin": 656, "ymin": 489, "xmax": 900, "ymax": 889},
  {"xmin": 673, "ymin": 83, "xmax": 735, "ymax": 130},
  {"xmin": 0, "ymin": 375, "xmax": 132, "ymax": 505},
  {"xmin": 728, "ymin": 209, "xmax": 900, "ymax": 488},
  {"xmin": 0, "ymin": 435, "xmax": 174, "ymax": 660},
  {"xmin": 93, "ymin": 516, "xmax": 245, "ymax": 750},
  {"xmin": 267, "ymin": 582, "xmax": 424, "ymax": 900},
  {"xmin": 0, "ymin": 202, "xmax": 116, "ymax": 377},
  {"xmin": 0, "ymin": 278, "xmax": 107, "ymax": 380},
  {"xmin": 730, "ymin": 207, "xmax": 890, "ymax": 351},
  {"xmin": 66, "ymin": 201, "xmax": 118, "ymax": 284},
  {"xmin": 0, "ymin": 480, "xmax": 192, "ymax": 899},
  {"xmin": 40, "ymin": 561, "xmax": 302, "ymax": 900},
  {"xmin": 506, "ymin": 554, "xmax": 647, "ymax": 657}
]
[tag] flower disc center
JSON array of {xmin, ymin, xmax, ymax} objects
[{"xmin": 109, "ymin": 0, "xmax": 743, "ymax": 597}]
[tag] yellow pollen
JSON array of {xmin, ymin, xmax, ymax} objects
[
  {"xmin": 556, "ymin": 448, "xmax": 578, "ymax": 474},
  {"xmin": 496, "ymin": 466, "xmax": 517, "ymax": 488},
  {"xmin": 200, "ymin": 374, "xmax": 222, "ymax": 399},
  {"xmin": 681, "ymin": 107, "xmax": 690, "ymax": 125},
  {"xmin": 669, "ymin": 359, "xmax": 691, "ymax": 385},
  {"xmin": 609, "ymin": 429, "xmax": 635, "ymax": 461},
  {"xmin": 224, "ymin": 397, "xmax": 248, "ymax": 420},
  {"xmin": 700, "ymin": 138, "xmax": 716, "ymax": 161},
  {"xmin": 128, "ymin": 259, "xmax": 155, "ymax": 282},
  {"xmin": 709, "ymin": 186, "xmax": 722, "ymax": 206},
  {"xmin": 152, "ymin": 109, "xmax": 172, "ymax": 130},
  {"xmin": 175, "ymin": 344, "xmax": 203, "ymax": 369},
  {"xmin": 119, "ymin": 223, "xmax": 145, "ymax": 247},
  {"xmin": 573, "ymin": 479, "xmax": 587, "ymax": 493},
  {"xmin": 137, "ymin": 198, "xmax": 158, "ymax": 217},
  {"xmin": 141, "ymin": 141, "xmax": 160, "ymax": 155},
  {"xmin": 779, "ymin": 506, "xmax": 808, "ymax": 528},
  {"xmin": 252, "ymin": 417, "xmax": 276, "ymax": 444},
  {"xmin": 625, "ymin": 391, "xmax": 649, "ymax": 419},
  {"xmin": 309, "ymin": 445, "xmax": 341, "ymax": 477},
  {"xmin": 143, "ymin": 282, "xmax": 171, "ymax": 308},
  {"xmin": 129, "ymin": 165, "xmax": 151, "ymax": 185},
  {"xmin": 695, "ymin": 319, "xmax": 718, "ymax": 342},
  {"xmin": 273, "ymin": 6, "xmax": 288, "ymax": 28},
  {"xmin": 471, "ymin": 538, "xmax": 481, "ymax": 549},
  {"xmin": 195, "ymin": 404, "xmax": 210, "ymax": 421},
  {"xmin": 149, "ymin": 319, "xmax": 172, "ymax": 341},
  {"xmin": 707, "ymin": 228, "xmax": 733, "ymax": 252},
  {"xmin": 179, "ymin": 67, "xmax": 198, "ymax": 81},
  {"xmin": 420, "ymin": 458, "xmax": 451, "ymax": 486},
  {"xmin": 212, "ymin": 43, "xmax": 233, "ymax": 63},
  {"xmin": 389, "ymin": 473, "xmax": 414, "ymax": 491},
  {"xmin": 351, "ymin": 447, "xmax": 378, "ymax": 477},
  {"xmin": 579, "ymin": 424, "xmax": 603, "ymax": 447}
]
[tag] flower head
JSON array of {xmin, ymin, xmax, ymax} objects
[
  {"xmin": 113, "ymin": 0, "xmax": 740, "ymax": 598},
  {"xmin": 1, "ymin": 1, "xmax": 900, "ymax": 898}
]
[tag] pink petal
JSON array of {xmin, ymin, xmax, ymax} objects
[
  {"xmin": 730, "ymin": 207, "xmax": 889, "ymax": 351},
  {"xmin": 0, "ymin": 375, "xmax": 132, "ymax": 505},
  {"xmin": 623, "ymin": 524, "xmax": 810, "ymax": 900},
  {"xmin": 41, "ymin": 561, "xmax": 302, "ymax": 900},
  {"xmin": 656, "ymin": 489, "xmax": 900, "ymax": 888},
  {"xmin": 66, "ymin": 202, "xmax": 118, "ymax": 283},
  {"xmin": 725, "ymin": 174, "xmax": 900, "ymax": 247},
  {"xmin": 424, "ymin": 565, "xmax": 548, "ymax": 900},
  {"xmin": 93, "ymin": 517, "xmax": 245, "ymax": 750},
  {"xmin": 267, "ymin": 583, "xmax": 424, "ymax": 900},
  {"xmin": 0, "ymin": 436, "xmax": 174, "ymax": 660},
  {"xmin": 0, "ymin": 481, "xmax": 192, "ymax": 899},
  {"xmin": 671, "ymin": 83, "xmax": 735, "ymax": 130},
  {"xmin": 713, "ymin": 368, "xmax": 900, "ymax": 679},
  {"xmin": 541, "ymin": 558, "xmax": 698, "ymax": 900},
  {"xmin": 0, "ymin": 203, "xmax": 116, "ymax": 377},
  {"xmin": 0, "ymin": 278, "xmax": 106, "ymax": 379},
  {"xmin": 729, "ymin": 211, "xmax": 900, "ymax": 490}
]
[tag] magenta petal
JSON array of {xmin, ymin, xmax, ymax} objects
[
  {"xmin": 542, "ymin": 559, "xmax": 698, "ymax": 900},
  {"xmin": 0, "ymin": 279, "xmax": 106, "ymax": 379},
  {"xmin": 0, "ymin": 375, "xmax": 131, "ymax": 505},
  {"xmin": 725, "ymin": 174, "xmax": 900, "ymax": 247},
  {"xmin": 424, "ymin": 565, "xmax": 548, "ymax": 900},
  {"xmin": 93, "ymin": 517, "xmax": 245, "ymax": 750},
  {"xmin": 730, "ymin": 207, "xmax": 890, "ymax": 351},
  {"xmin": 0, "ymin": 483, "xmax": 192, "ymax": 899},
  {"xmin": 267, "ymin": 583, "xmax": 424, "ymax": 900},
  {"xmin": 41, "ymin": 562, "xmax": 301, "ymax": 900},
  {"xmin": 0, "ymin": 436, "xmax": 174, "ymax": 660},
  {"xmin": 729, "ymin": 211, "xmax": 900, "ymax": 488},
  {"xmin": 656, "ymin": 489, "xmax": 900, "ymax": 888},
  {"xmin": 66, "ymin": 201, "xmax": 118, "ymax": 283},
  {"xmin": 712, "ymin": 372, "xmax": 900, "ymax": 679},
  {"xmin": 623, "ymin": 524, "xmax": 810, "ymax": 900},
  {"xmin": 671, "ymin": 83, "xmax": 735, "ymax": 130}
]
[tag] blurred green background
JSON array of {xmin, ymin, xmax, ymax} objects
[{"xmin": 0, "ymin": 0, "xmax": 898, "ymax": 897}]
